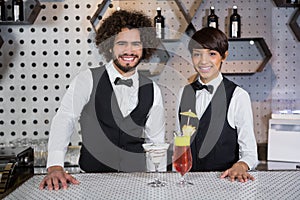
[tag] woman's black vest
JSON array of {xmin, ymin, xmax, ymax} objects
[{"xmin": 179, "ymin": 77, "xmax": 238, "ymax": 171}]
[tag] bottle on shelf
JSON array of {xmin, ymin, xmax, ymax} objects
[
  {"xmin": 207, "ymin": 6, "xmax": 218, "ymax": 29},
  {"xmin": 229, "ymin": 5, "xmax": 241, "ymax": 38},
  {"xmin": 12, "ymin": 0, "xmax": 24, "ymax": 22},
  {"xmin": 0, "ymin": 0, "xmax": 5, "ymax": 21},
  {"xmin": 154, "ymin": 7, "xmax": 165, "ymax": 39}
]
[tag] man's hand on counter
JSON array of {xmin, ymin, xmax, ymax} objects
[
  {"xmin": 220, "ymin": 161, "xmax": 255, "ymax": 183},
  {"xmin": 39, "ymin": 166, "xmax": 80, "ymax": 190}
]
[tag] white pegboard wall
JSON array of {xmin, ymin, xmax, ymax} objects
[
  {"xmin": 0, "ymin": 0, "xmax": 104, "ymax": 144},
  {"xmin": 271, "ymin": 7, "xmax": 300, "ymax": 112},
  {"xmin": 0, "ymin": 0, "xmax": 202, "ymax": 145},
  {"xmin": 0, "ymin": 0, "xmax": 299, "ymax": 147}
]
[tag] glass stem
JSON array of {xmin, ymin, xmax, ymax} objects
[
  {"xmin": 181, "ymin": 174, "xmax": 186, "ymax": 183},
  {"xmin": 154, "ymin": 163, "xmax": 160, "ymax": 183}
]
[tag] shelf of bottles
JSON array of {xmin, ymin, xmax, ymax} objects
[
  {"xmin": 207, "ymin": 5, "xmax": 241, "ymax": 38},
  {"xmin": 0, "ymin": 0, "xmax": 41, "ymax": 25},
  {"xmin": 90, "ymin": 1, "xmax": 272, "ymax": 75},
  {"xmin": 90, "ymin": 0, "xmax": 199, "ymax": 39},
  {"xmin": 222, "ymin": 38, "xmax": 272, "ymax": 74},
  {"xmin": 289, "ymin": 8, "xmax": 300, "ymax": 41},
  {"xmin": 206, "ymin": 5, "xmax": 272, "ymax": 73},
  {"xmin": 138, "ymin": 6, "xmax": 170, "ymax": 76},
  {"xmin": 273, "ymin": 0, "xmax": 300, "ymax": 7}
]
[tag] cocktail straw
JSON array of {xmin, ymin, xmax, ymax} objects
[
  {"xmin": 173, "ymin": 131, "xmax": 177, "ymax": 137},
  {"xmin": 186, "ymin": 109, "xmax": 191, "ymax": 125}
]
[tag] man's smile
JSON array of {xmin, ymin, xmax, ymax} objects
[{"xmin": 119, "ymin": 54, "xmax": 138, "ymax": 63}]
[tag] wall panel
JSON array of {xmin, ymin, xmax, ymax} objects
[{"xmin": 0, "ymin": 0, "xmax": 299, "ymax": 148}]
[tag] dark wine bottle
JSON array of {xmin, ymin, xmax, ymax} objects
[
  {"xmin": 207, "ymin": 6, "xmax": 218, "ymax": 29},
  {"xmin": 154, "ymin": 7, "xmax": 165, "ymax": 39},
  {"xmin": 0, "ymin": 0, "xmax": 5, "ymax": 21},
  {"xmin": 229, "ymin": 5, "xmax": 241, "ymax": 38},
  {"xmin": 13, "ymin": 0, "xmax": 24, "ymax": 21}
]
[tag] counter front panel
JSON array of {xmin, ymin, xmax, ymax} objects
[{"xmin": 3, "ymin": 171, "xmax": 300, "ymax": 200}]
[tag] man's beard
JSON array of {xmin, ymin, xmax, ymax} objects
[{"xmin": 113, "ymin": 54, "xmax": 141, "ymax": 73}]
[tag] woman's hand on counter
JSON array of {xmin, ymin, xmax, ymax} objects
[
  {"xmin": 39, "ymin": 166, "xmax": 80, "ymax": 190},
  {"xmin": 220, "ymin": 161, "xmax": 255, "ymax": 183}
]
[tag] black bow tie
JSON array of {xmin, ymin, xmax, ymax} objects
[
  {"xmin": 191, "ymin": 80, "xmax": 214, "ymax": 94},
  {"xmin": 114, "ymin": 77, "xmax": 133, "ymax": 87}
]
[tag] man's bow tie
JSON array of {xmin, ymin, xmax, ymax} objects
[
  {"xmin": 191, "ymin": 80, "xmax": 214, "ymax": 94},
  {"xmin": 114, "ymin": 77, "xmax": 133, "ymax": 87}
]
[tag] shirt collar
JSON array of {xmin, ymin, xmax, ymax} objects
[
  {"xmin": 198, "ymin": 72, "xmax": 223, "ymax": 94},
  {"xmin": 105, "ymin": 60, "xmax": 139, "ymax": 88}
]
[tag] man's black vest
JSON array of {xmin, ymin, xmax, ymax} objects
[
  {"xmin": 179, "ymin": 77, "xmax": 239, "ymax": 171},
  {"xmin": 79, "ymin": 67, "xmax": 154, "ymax": 172}
]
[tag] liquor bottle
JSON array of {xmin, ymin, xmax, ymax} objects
[
  {"xmin": 0, "ymin": 0, "xmax": 5, "ymax": 21},
  {"xmin": 154, "ymin": 7, "xmax": 165, "ymax": 39},
  {"xmin": 12, "ymin": 0, "xmax": 24, "ymax": 21},
  {"xmin": 207, "ymin": 6, "xmax": 218, "ymax": 29},
  {"xmin": 229, "ymin": 5, "xmax": 241, "ymax": 38}
]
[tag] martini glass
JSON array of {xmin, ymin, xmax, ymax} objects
[{"xmin": 142, "ymin": 143, "xmax": 169, "ymax": 187}]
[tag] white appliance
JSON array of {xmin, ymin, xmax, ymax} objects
[{"xmin": 268, "ymin": 118, "xmax": 300, "ymax": 162}]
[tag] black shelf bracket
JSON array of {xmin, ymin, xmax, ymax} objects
[
  {"xmin": 90, "ymin": 0, "xmax": 114, "ymax": 32},
  {"xmin": 273, "ymin": 0, "xmax": 300, "ymax": 7},
  {"xmin": 289, "ymin": 8, "xmax": 300, "ymax": 41},
  {"xmin": 0, "ymin": 35, "xmax": 3, "ymax": 49}
]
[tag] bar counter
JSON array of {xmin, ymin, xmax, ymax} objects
[{"xmin": 3, "ymin": 170, "xmax": 300, "ymax": 200}]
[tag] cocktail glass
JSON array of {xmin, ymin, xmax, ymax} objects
[
  {"xmin": 142, "ymin": 143, "xmax": 169, "ymax": 187},
  {"xmin": 173, "ymin": 135, "xmax": 193, "ymax": 186}
]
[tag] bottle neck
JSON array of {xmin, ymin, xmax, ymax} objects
[
  {"xmin": 233, "ymin": 9, "xmax": 238, "ymax": 14},
  {"xmin": 157, "ymin": 10, "xmax": 161, "ymax": 16},
  {"xmin": 211, "ymin": 9, "xmax": 215, "ymax": 15}
]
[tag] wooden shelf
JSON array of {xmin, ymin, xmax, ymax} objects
[{"xmin": 222, "ymin": 38, "xmax": 272, "ymax": 74}]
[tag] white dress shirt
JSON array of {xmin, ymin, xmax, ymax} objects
[
  {"xmin": 47, "ymin": 61, "xmax": 166, "ymax": 171},
  {"xmin": 177, "ymin": 72, "xmax": 258, "ymax": 170}
]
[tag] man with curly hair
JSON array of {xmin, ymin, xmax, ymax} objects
[{"xmin": 39, "ymin": 10, "xmax": 166, "ymax": 190}]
